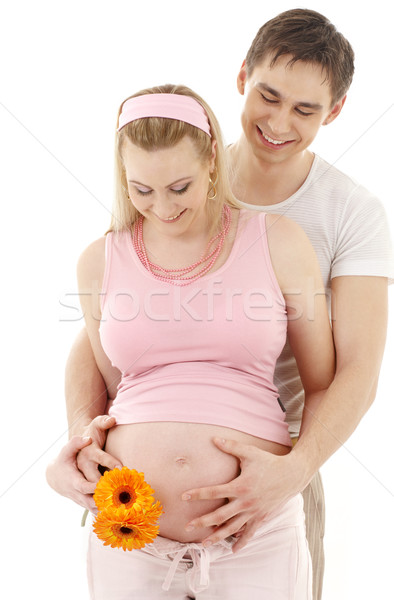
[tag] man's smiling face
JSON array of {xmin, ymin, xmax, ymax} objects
[{"xmin": 237, "ymin": 54, "xmax": 345, "ymax": 165}]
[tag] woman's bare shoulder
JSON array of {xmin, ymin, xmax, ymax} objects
[
  {"xmin": 265, "ymin": 213, "xmax": 321, "ymax": 290},
  {"xmin": 77, "ymin": 236, "xmax": 107, "ymax": 289},
  {"xmin": 265, "ymin": 212, "xmax": 309, "ymax": 245}
]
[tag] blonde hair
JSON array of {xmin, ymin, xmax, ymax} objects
[{"xmin": 108, "ymin": 84, "xmax": 239, "ymax": 234}]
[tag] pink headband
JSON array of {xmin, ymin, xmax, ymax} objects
[{"xmin": 117, "ymin": 93, "xmax": 211, "ymax": 137}]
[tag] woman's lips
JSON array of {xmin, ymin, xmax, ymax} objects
[{"xmin": 157, "ymin": 208, "xmax": 187, "ymax": 223}]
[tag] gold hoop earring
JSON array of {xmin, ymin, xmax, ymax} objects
[{"xmin": 207, "ymin": 168, "xmax": 218, "ymax": 200}]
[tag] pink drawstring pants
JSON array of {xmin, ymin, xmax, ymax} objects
[{"xmin": 87, "ymin": 494, "xmax": 312, "ymax": 599}]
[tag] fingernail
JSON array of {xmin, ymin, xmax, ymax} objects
[
  {"xmin": 104, "ymin": 416, "xmax": 113, "ymax": 422},
  {"xmin": 82, "ymin": 436, "xmax": 91, "ymax": 442},
  {"xmin": 214, "ymin": 437, "xmax": 226, "ymax": 445},
  {"xmin": 182, "ymin": 494, "xmax": 191, "ymax": 501},
  {"xmin": 185, "ymin": 524, "xmax": 194, "ymax": 532},
  {"xmin": 203, "ymin": 540, "xmax": 212, "ymax": 548}
]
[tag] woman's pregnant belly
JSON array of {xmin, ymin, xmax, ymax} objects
[{"xmin": 105, "ymin": 422, "xmax": 290, "ymax": 543}]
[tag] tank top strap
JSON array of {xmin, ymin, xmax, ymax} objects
[
  {"xmin": 236, "ymin": 210, "xmax": 284, "ymax": 306},
  {"xmin": 235, "ymin": 210, "xmax": 268, "ymax": 250},
  {"xmin": 101, "ymin": 229, "xmax": 133, "ymax": 312}
]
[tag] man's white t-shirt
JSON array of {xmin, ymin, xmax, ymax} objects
[{"xmin": 239, "ymin": 154, "xmax": 394, "ymax": 436}]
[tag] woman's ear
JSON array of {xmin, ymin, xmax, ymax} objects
[{"xmin": 209, "ymin": 139, "xmax": 217, "ymax": 171}]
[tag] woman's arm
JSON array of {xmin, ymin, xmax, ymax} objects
[
  {"xmin": 66, "ymin": 327, "xmax": 112, "ymax": 439},
  {"xmin": 71, "ymin": 239, "xmax": 123, "ymax": 481},
  {"xmin": 69, "ymin": 238, "xmax": 121, "ymax": 441},
  {"xmin": 47, "ymin": 239, "xmax": 122, "ymax": 508}
]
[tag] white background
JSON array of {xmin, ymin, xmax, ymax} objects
[{"xmin": 0, "ymin": 1, "xmax": 393, "ymax": 598}]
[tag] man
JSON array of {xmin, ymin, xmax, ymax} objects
[{"xmin": 47, "ymin": 9, "xmax": 393, "ymax": 599}]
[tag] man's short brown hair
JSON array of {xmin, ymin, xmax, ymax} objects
[{"xmin": 245, "ymin": 9, "xmax": 355, "ymax": 105}]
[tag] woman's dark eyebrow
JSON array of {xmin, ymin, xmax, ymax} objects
[{"xmin": 256, "ymin": 82, "xmax": 323, "ymax": 110}]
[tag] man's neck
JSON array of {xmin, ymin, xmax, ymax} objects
[{"xmin": 228, "ymin": 135, "xmax": 314, "ymax": 206}]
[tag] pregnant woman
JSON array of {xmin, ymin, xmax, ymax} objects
[{"xmin": 73, "ymin": 84, "xmax": 334, "ymax": 598}]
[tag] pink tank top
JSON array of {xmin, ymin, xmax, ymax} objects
[{"xmin": 100, "ymin": 210, "xmax": 291, "ymax": 446}]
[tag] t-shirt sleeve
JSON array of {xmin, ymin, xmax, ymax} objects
[{"xmin": 331, "ymin": 185, "xmax": 394, "ymax": 284}]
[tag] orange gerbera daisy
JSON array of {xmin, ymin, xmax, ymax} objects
[
  {"xmin": 142, "ymin": 500, "xmax": 164, "ymax": 524},
  {"xmin": 94, "ymin": 467, "xmax": 155, "ymax": 512},
  {"xmin": 93, "ymin": 505, "xmax": 161, "ymax": 551}
]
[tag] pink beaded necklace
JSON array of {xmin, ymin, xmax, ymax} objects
[{"xmin": 131, "ymin": 205, "xmax": 232, "ymax": 286}]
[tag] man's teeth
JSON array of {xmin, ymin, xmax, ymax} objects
[{"xmin": 262, "ymin": 132, "xmax": 287, "ymax": 145}]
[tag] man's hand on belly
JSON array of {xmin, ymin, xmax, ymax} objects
[
  {"xmin": 181, "ymin": 437, "xmax": 304, "ymax": 552},
  {"xmin": 46, "ymin": 416, "xmax": 123, "ymax": 512},
  {"xmin": 77, "ymin": 415, "xmax": 122, "ymax": 483}
]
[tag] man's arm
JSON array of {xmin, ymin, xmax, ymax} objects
[
  {"xmin": 181, "ymin": 275, "xmax": 388, "ymax": 551},
  {"xmin": 291, "ymin": 275, "xmax": 388, "ymax": 478}
]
